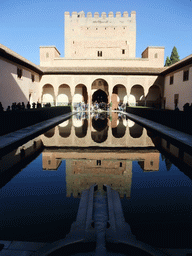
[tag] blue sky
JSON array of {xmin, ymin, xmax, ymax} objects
[{"xmin": 0, "ymin": 0, "xmax": 191, "ymax": 65}]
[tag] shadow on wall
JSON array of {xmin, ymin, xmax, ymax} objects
[{"xmin": 0, "ymin": 65, "xmax": 30, "ymax": 110}]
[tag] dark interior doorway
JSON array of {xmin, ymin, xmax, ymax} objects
[{"xmin": 92, "ymin": 89, "xmax": 108, "ymax": 103}]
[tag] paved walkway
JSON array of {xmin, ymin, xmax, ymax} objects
[
  {"xmin": 124, "ymin": 111, "xmax": 192, "ymax": 150},
  {"xmin": 0, "ymin": 112, "xmax": 73, "ymax": 157}
]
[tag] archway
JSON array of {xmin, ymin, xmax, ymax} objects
[
  {"xmin": 57, "ymin": 84, "xmax": 71, "ymax": 106},
  {"xmin": 146, "ymin": 85, "xmax": 161, "ymax": 108},
  {"xmin": 73, "ymin": 84, "xmax": 88, "ymax": 107},
  {"xmin": 130, "ymin": 85, "xmax": 145, "ymax": 106},
  {"xmin": 42, "ymin": 84, "xmax": 55, "ymax": 106},
  {"xmin": 111, "ymin": 84, "xmax": 126, "ymax": 110},
  {"xmin": 91, "ymin": 79, "xmax": 109, "ymax": 104}
]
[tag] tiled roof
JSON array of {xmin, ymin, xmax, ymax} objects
[
  {"xmin": 3, "ymin": 43, "xmax": 191, "ymax": 77},
  {"xmin": 41, "ymin": 66, "xmax": 166, "ymax": 75},
  {"xmin": 161, "ymin": 54, "xmax": 192, "ymax": 75}
]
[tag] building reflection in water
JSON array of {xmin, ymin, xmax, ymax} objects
[{"xmin": 42, "ymin": 113, "xmax": 160, "ymax": 198}]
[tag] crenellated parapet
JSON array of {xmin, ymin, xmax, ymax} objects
[
  {"xmin": 65, "ymin": 11, "xmax": 136, "ymax": 19},
  {"xmin": 64, "ymin": 10, "xmax": 136, "ymax": 59}
]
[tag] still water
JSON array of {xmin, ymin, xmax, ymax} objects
[{"xmin": 0, "ymin": 112, "xmax": 192, "ymax": 249}]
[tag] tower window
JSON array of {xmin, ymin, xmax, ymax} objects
[
  {"xmin": 46, "ymin": 52, "xmax": 49, "ymax": 58},
  {"xmin": 183, "ymin": 70, "xmax": 189, "ymax": 81},
  {"xmin": 122, "ymin": 49, "xmax": 125, "ymax": 54},
  {"xmin": 97, "ymin": 160, "xmax": 101, "ymax": 166},
  {"xmin": 170, "ymin": 76, "xmax": 173, "ymax": 85},
  {"xmin": 31, "ymin": 74, "xmax": 35, "ymax": 82},
  {"xmin": 120, "ymin": 162, "xmax": 122, "ymax": 167},
  {"xmin": 97, "ymin": 51, "xmax": 102, "ymax": 57},
  {"xmin": 17, "ymin": 67, "xmax": 22, "ymax": 78},
  {"xmin": 154, "ymin": 53, "xmax": 158, "ymax": 58}
]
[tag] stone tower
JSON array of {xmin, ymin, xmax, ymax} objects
[{"xmin": 64, "ymin": 11, "xmax": 136, "ymax": 59}]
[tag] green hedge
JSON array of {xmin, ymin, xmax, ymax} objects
[
  {"xmin": 0, "ymin": 106, "xmax": 71, "ymax": 136},
  {"xmin": 126, "ymin": 106, "xmax": 192, "ymax": 135}
]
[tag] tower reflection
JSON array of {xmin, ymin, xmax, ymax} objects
[{"xmin": 41, "ymin": 113, "xmax": 160, "ymax": 198}]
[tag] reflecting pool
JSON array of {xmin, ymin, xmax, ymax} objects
[{"xmin": 0, "ymin": 112, "xmax": 192, "ymax": 249}]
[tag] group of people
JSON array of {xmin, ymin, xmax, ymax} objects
[
  {"xmin": 73, "ymin": 103, "xmax": 89, "ymax": 111},
  {"xmin": 0, "ymin": 101, "xmax": 43, "ymax": 112},
  {"xmin": 116, "ymin": 103, "xmax": 126, "ymax": 111},
  {"xmin": 73, "ymin": 101, "xmax": 126, "ymax": 112}
]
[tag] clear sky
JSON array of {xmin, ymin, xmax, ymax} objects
[{"xmin": 0, "ymin": 0, "xmax": 191, "ymax": 65}]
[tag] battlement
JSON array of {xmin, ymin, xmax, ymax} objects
[
  {"xmin": 65, "ymin": 11, "xmax": 136, "ymax": 19},
  {"xmin": 64, "ymin": 10, "xmax": 136, "ymax": 59}
]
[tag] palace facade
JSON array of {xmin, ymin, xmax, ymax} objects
[{"xmin": 0, "ymin": 11, "xmax": 191, "ymax": 111}]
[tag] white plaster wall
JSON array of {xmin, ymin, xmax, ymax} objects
[
  {"xmin": 0, "ymin": 57, "xmax": 40, "ymax": 109},
  {"xmin": 164, "ymin": 65, "xmax": 192, "ymax": 110}
]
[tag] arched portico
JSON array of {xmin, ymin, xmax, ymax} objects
[
  {"xmin": 91, "ymin": 79, "xmax": 109, "ymax": 104},
  {"xmin": 146, "ymin": 85, "xmax": 161, "ymax": 108},
  {"xmin": 57, "ymin": 84, "xmax": 71, "ymax": 106},
  {"xmin": 42, "ymin": 84, "xmax": 55, "ymax": 106},
  {"xmin": 73, "ymin": 84, "xmax": 88, "ymax": 106},
  {"xmin": 130, "ymin": 85, "xmax": 145, "ymax": 106},
  {"xmin": 111, "ymin": 84, "xmax": 127, "ymax": 110}
]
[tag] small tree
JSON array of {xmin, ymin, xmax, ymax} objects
[
  {"xmin": 170, "ymin": 46, "xmax": 180, "ymax": 65},
  {"xmin": 165, "ymin": 56, "xmax": 171, "ymax": 66},
  {"xmin": 164, "ymin": 46, "xmax": 180, "ymax": 66}
]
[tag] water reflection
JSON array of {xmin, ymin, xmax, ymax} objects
[
  {"xmin": 59, "ymin": 119, "xmax": 71, "ymax": 138},
  {"xmin": 1, "ymin": 112, "xmax": 192, "ymax": 248},
  {"xmin": 41, "ymin": 112, "xmax": 160, "ymax": 198},
  {"xmin": 41, "ymin": 112, "xmax": 153, "ymax": 148},
  {"xmin": 129, "ymin": 122, "xmax": 143, "ymax": 138},
  {"xmin": 42, "ymin": 148, "xmax": 160, "ymax": 199},
  {"xmin": 112, "ymin": 118, "xmax": 126, "ymax": 138}
]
